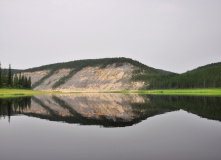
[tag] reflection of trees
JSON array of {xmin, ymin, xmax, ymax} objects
[
  {"xmin": 0, "ymin": 97, "xmax": 32, "ymax": 122},
  {"xmin": 141, "ymin": 95, "xmax": 221, "ymax": 121},
  {"xmin": 1, "ymin": 95, "xmax": 221, "ymax": 127}
]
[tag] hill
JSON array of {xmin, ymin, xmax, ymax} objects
[
  {"xmin": 148, "ymin": 62, "xmax": 221, "ymax": 89},
  {"xmin": 18, "ymin": 57, "xmax": 170, "ymax": 91},
  {"xmin": 14, "ymin": 58, "xmax": 221, "ymax": 91}
]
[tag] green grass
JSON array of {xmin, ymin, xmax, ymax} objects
[
  {"xmin": 1, "ymin": 88, "xmax": 221, "ymax": 98},
  {"xmin": 126, "ymin": 88, "xmax": 221, "ymax": 96},
  {"xmin": 0, "ymin": 89, "xmax": 59, "ymax": 98}
]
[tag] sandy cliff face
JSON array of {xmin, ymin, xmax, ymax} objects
[{"xmin": 20, "ymin": 64, "xmax": 146, "ymax": 91}]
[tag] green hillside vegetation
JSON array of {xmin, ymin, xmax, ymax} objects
[
  {"xmin": 23, "ymin": 57, "xmax": 159, "ymax": 73},
  {"xmin": 155, "ymin": 69, "xmax": 174, "ymax": 75},
  {"xmin": 148, "ymin": 62, "xmax": 221, "ymax": 89}
]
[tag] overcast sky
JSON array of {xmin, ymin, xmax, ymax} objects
[{"xmin": 0, "ymin": 0, "xmax": 220, "ymax": 73}]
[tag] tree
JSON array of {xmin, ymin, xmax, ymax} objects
[
  {"xmin": 18, "ymin": 73, "xmax": 22, "ymax": 88},
  {"xmin": 21, "ymin": 75, "xmax": 25, "ymax": 88},
  {"xmin": 7, "ymin": 64, "xmax": 12, "ymax": 87},
  {"xmin": 0, "ymin": 62, "xmax": 2, "ymax": 88},
  {"xmin": 1, "ymin": 69, "xmax": 7, "ymax": 87},
  {"xmin": 24, "ymin": 77, "xmax": 28, "ymax": 89},
  {"xmin": 28, "ymin": 77, "xmax": 32, "ymax": 89},
  {"xmin": 13, "ymin": 75, "xmax": 19, "ymax": 88}
]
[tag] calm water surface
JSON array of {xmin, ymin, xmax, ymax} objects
[{"xmin": 0, "ymin": 94, "xmax": 221, "ymax": 160}]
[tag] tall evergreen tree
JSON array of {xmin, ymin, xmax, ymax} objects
[
  {"xmin": 21, "ymin": 75, "xmax": 25, "ymax": 88},
  {"xmin": 0, "ymin": 62, "xmax": 2, "ymax": 88},
  {"xmin": 1, "ymin": 69, "xmax": 7, "ymax": 87},
  {"xmin": 7, "ymin": 64, "xmax": 12, "ymax": 87},
  {"xmin": 28, "ymin": 77, "xmax": 32, "ymax": 89},
  {"xmin": 18, "ymin": 73, "xmax": 22, "ymax": 88},
  {"xmin": 24, "ymin": 77, "xmax": 28, "ymax": 89},
  {"xmin": 13, "ymin": 75, "xmax": 19, "ymax": 88}
]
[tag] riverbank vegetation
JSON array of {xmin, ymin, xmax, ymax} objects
[{"xmin": 0, "ymin": 63, "xmax": 31, "ymax": 89}]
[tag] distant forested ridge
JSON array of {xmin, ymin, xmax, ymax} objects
[
  {"xmin": 148, "ymin": 62, "xmax": 221, "ymax": 89},
  {"xmin": 0, "ymin": 63, "xmax": 31, "ymax": 89}
]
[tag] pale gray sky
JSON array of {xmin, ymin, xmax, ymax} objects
[{"xmin": 0, "ymin": 0, "xmax": 220, "ymax": 73}]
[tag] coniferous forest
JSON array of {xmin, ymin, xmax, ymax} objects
[
  {"xmin": 147, "ymin": 62, "xmax": 221, "ymax": 89},
  {"xmin": 132, "ymin": 61, "xmax": 221, "ymax": 89},
  {"xmin": 0, "ymin": 63, "xmax": 31, "ymax": 89}
]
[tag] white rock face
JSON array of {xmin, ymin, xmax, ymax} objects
[{"xmin": 20, "ymin": 64, "xmax": 147, "ymax": 92}]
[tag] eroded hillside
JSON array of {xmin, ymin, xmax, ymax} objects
[
  {"xmin": 18, "ymin": 58, "xmax": 162, "ymax": 92},
  {"xmin": 20, "ymin": 64, "xmax": 145, "ymax": 91}
]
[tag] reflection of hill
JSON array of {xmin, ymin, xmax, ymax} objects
[
  {"xmin": 30, "ymin": 94, "xmax": 142, "ymax": 120},
  {"xmin": 0, "ymin": 94, "xmax": 169, "ymax": 127},
  {"xmin": 1, "ymin": 94, "xmax": 221, "ymax": 127},
  {"xmin": 25, "ymin": 94, "xmax": 167, "ymax": 127}
]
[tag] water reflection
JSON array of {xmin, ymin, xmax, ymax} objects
[
  {"xmin": 1, "ymin": 94, "xmax": 221, "ymax": 127},
  {"xmin": 0, "ymin": 97, "xmax": 31, "ymax": 122}
]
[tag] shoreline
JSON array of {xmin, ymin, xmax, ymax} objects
[{"xmin": 1, "ymin": 88, "xmax": 221, "ymax": 98}]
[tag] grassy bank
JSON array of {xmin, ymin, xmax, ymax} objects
[
  {"xmin": 0, "ymin": 89, "xmax": 55, "ymax": 98},
  {"xmin": 121, "ymin": 88, "xmax": 221, "ymax": 96},
  {"xmin": 1, "ymin": 88, "xmax": 221, "ymax": 98}
]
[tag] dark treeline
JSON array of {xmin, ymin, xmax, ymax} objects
[
  {"xmin": 0, "ymin": 63, "xmax": 31, "ymax": 89},
  {"xmin": 148, "ymin": 62, "xmax": 221, "ymax": 89},
  {"xmin": 133, "ymin": 62, "xmax": 221, "ymax": 89}
]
